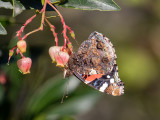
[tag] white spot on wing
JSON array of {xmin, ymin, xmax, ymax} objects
[
  {"xmin": 89, "ymin": 68, "xmax": 97, "ymax": 75},
  {"xmin": 114, "ymin": 72, "xmax": 119, "ymax": 77},
  {"xmin": 99, "ymin": 82, "xmax": 108, "ymax": 92},
  {"xmin": 120, "ymin": 86, "xmax": 124, "ymax": 94},
  {"xmin": 107, "ymin": 75, "xmax": 110, "ymax": 78},
  {"xmin": 110, "ymin": 78, "xmax": 114, "ymax": 83}
]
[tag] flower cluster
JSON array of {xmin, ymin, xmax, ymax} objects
[{"xmin": 8, "ymin": 0, "xmax": 75, "ymax": 74}]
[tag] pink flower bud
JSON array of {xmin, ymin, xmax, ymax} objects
[
  {"xmin": 17, "ymin": 40, "xmax": 27, "ymax": 53},
  {"xmin": 8, "ymin": 50, "xmax": 14, "ymax": 65},
  {"xmin": 55, "ymin": 51, "xmax": 69, "ymax": 68},
  {"xmin": 9, "ymin": 50, "xmax": 14, "ymax": 57},
  {"xmin": 17, "ymin": 57, "xmax": 32, "ymax": 74},
  {"xmin": 70, "ymin": 31, "xmax": 75, "ymax": 39},
  {"xmin": 67, "ymin": 42, "xmax": 73, "ymax": 55},
  {"xmin": 49, "ymin": 46, "xmax": 62, "ymax": 63}
]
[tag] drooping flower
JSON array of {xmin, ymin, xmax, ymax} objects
[
  {"xmin": 17, "ymin": 40, "xmax": 27, "ymax": 53},
  {"xmin": 17, "ymin": 57, "xmax": 32, "ymax": 74},
  {"xmin": 49, "ymin": 46, "xmax": 70, "ymax": 67},
  {"xmin": 55, "ymin": 51, "xmax": 69, "ymax": 67},
  {"xmin": 49, "ymin": 46, "xmax": 62, "ymax": 63}
]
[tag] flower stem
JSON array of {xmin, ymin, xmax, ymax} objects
[
  {"xmin": 21, "ymin": 0, "xmax": 48, "ymax": 40},
  {"xmin": 45, "ymin": 17, "xmax": 58, "ymax": 46},
  {"xmin": 16, "ymin": 14, "xmax": 37, "ymax": 40},
  {"xmin": 47, "ymin": 1, "xmax": 70, "ymax": 48}
]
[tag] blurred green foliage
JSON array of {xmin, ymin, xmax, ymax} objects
[{"xmin": 0, "ymin": 0, "xmax": 160, "ymax": 120}]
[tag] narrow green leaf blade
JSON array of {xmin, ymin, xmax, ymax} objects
[{"xmin": 0, "ymin": 22, "xmax": 7, "ymax": 35}]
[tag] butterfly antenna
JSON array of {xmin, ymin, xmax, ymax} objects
[
  {"xmin": 61, "ymin": 79, "xmax": 69, "ymax": 103},
  {"xmin": 74, "ymin": 39, "xmax": 79, "ymax": 46},
  {"xmin": 65, "ymin": 81, "xmax": 69, "ymax": 98}
]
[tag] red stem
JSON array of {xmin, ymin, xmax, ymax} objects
[
  {"xmin": 45, "ymin": 17, "xmax": 59, "ymax": 46},
  {"xmin": 16, "ymin": 14, "xmax": 37, "ymax": 40},
  {"xmin": 47, "ymin": 1, "xmax": 70, "ymax": 47},
  {"xmin": 19, "ymin": 51, "xmax": 24, "ymax": 58},
  {"xmin": 11, "ymin": 45, "xmax": 17, "ymax": 50},
  {"xmin": 16, "ymin": 0, "xmax": 48, "ymax": 40}
]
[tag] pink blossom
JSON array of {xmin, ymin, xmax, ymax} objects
[
  {"xmin": 17, "ymin": 57, "xmax": 32, "ymax": 74},
  {"xmin": 17, "ymin": 40, "xmax": 27, "ymax": 53}
]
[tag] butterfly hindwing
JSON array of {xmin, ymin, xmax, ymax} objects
[{"xmin": 66, "ymin": 31, "xmax": 124, "ymax": 96}]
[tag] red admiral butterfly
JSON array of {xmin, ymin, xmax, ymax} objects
[{"xmin": 65, "ymin": 31, "xmax": 124, "ymax": 96}]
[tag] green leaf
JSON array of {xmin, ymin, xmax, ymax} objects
[
  {"xmin": 59, "ymin": 0, "xmax": 120, "ymax": 11},
  {"xmin": 35, "ymin": 89, "xmax": 101, "ymax": 120},
  {"xmin": 0, "ymin": 0, "xmax": 13, "ymax": 9},
  {"xmin": 25, "ymin": 75, "xmax": 80, "ymax": 115},
  {"xmin": 8, "ymin": 33, "xmax": 19, "ymax": 49},
  {"xmin": 50, "ymin": 0, "xmax": 65, "ymax": 4},
  {"xmin": 6, "ymin": 62, "xmax": 23, "ymax": 102},
  {"xmin": 0, "ymin": 22, "xmax": 7, "ymax": 35},
  {"xmin": 12, "ymin": 0, "xmax": 25, "ymax": 17}
]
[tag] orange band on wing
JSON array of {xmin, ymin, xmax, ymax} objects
[{"xmin": 85, "ymin": 74, "xmax": 103, "ymax": 82}]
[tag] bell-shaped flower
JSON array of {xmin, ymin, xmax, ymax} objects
[{"xmin": 17, "ymin": 57, "xmax": 32, "ymax": 74}]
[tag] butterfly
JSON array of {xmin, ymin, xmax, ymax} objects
[{"xmin": 65, "ymin": 31, "xmax": 124, "ymax": 96}]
